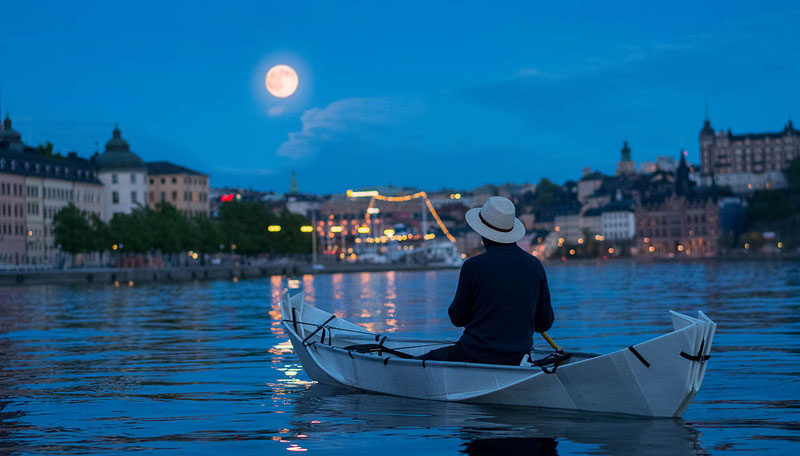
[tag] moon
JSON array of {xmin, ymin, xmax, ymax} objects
[{"xmin": 265, "ymin": 64, "xmax": 299, "ymax": 98}]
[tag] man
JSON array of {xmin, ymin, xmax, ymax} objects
[{"xmin": 419, "ymin": 196, "xmax": 554, "ymax": 365}]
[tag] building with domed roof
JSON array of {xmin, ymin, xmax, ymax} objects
[{"xmin": 95, "ymin": 124, "xmax": 148, "ymax": 221}]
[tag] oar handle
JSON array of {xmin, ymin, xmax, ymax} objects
[{"xmin": 541, "ymin": 332, "xmax": 560, "ymax": 351}]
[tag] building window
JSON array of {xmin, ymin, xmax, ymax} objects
[
  {"xmin": 160, "ymin": 191, "xmax": 165, "ymax": 202},
  {"xmin": 172, "ymin": 191, "xmax": 177, "ymax": 201},
  {"xmin": 112, "ymin": 173, "xmax": 118, "ymax": 184},
  {"xmin": 149, "ymin": 178, "xmax": 154, "ymax": 184},
  {"xmin": 149, "ymin": 192, "xmax": 154, "ymax": 202},
  {"xmin": 131, "ymin": 173, "xmax": 136, "ymax": 184},
  {"xmin": 131, "ymin": 191, "xmax": 138, "ymax": 203},
  {"xmin": 160, "ymin": 178, "xmax": 166, "ymax": 184},
  {"xmin": 172, "ymin": 177, "xmax": 177, "ymax": 184},
  {"xmin": 112, "ymin": 191, "xmax": 119, "ymax": 204}
]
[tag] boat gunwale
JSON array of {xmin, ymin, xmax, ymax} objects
[
  {"xmin": 286, "ymin": 321, "xmax": 615, "ymax": 373},
  {"xmin": 280, "ymin": 307, "xmax": 705, "ymax": 374}
]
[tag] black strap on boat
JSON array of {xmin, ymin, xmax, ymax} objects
[
  {"xmin": 348, "ymin": 350, "xmax": 354, "ymax": 359},
  {"xmin": 528, "ymin": 352, "xmax": 571, "ymax": 374},
  {"xmin": 320, "ymin": 328, "xmax": 326, "ymax": 345},
  {"xmin": 342, "ymin": 343, "xmax": 415, "ymax": 359},
  {"xmin": 281, "ymin": 319, "xmax": 378, "ymax": 337},
  {"xmin": 421, "ymin": 359, "xmax": 427, "ymax": 368},
  {"xmin": 628, "ymin": 346, "xmax": 650, "ymax": 368},
  {"xmin": 301, "ymin": 315, "xmax": 337, "ymax": 345},
  {"xmin": 680, "ymin": 339, "xmax": 710, "ymax": 362},
  {"xmin": 383, "ymin": 357, "xmax": 390, "ymax": 365},
  {"xmin": 291, "ymin": 308, "xmax": 298, "ymax": 332},
  {"xmin": 378, "ymin": 336, "xmax": 387, "ymax": 347}
]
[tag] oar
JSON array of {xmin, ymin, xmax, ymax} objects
[{"xmin": 541, "ymin": 332, "xmax": 560, "ymax": 351}]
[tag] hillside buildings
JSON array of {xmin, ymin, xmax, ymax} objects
[
  {"xmin": 699, "ymin": 117, "xmax": 799, "ymax": 193},
  {"xmin": 636, "ymin": 154, "xmax": 720, "ymax": 257}
]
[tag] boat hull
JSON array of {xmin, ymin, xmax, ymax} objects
[{"xmin": 279, "ymin": 291, "xmax": 716, "ymax": 417}]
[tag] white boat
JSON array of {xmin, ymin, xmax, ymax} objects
[{"xmin": 279, "ymin": 290, "xmax": 716, "ymax": 418}]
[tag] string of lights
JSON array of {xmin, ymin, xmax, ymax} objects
[{"xmin": 360, "ymin": 191, "xmax": 456, "ymax": 243}]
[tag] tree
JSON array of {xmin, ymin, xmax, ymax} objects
[
  {"xmin": 188, "ymin": 215, "xmax": 223, "ymax": 263},
  {"xmin": 149, "ymin": 203, "xmax": 190, "ymax": 254},
  {"xmin": 272, "ymin": 209, "xmax": 312, "ymax": 254},
  {"xmin": 53, "ymin": 203, "xmax": 92, "ymax": 265},
  {"xmin": 88, "ymin": 213, "xmax": 111, "ymax": 253},
  {"xmin": 109, "ymin": 209, "xmax": 152, "ymax": 253},
  {"xmin": 218, "ymin": 201, "xmax": 274, "ymax": 254},
  {"xmin": 36, "ymin": 141, "xmax": 57, "ymax": 157},
  {"xmin": 786, "ymin": 156, "xmax": 800, "ymax": 190},
  {"xmin": 746, "ymin": 191, "xmax": 794, "ymax": 224}
]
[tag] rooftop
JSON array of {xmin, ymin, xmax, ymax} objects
[
  {"xmin": 94, "ymin": 125, "xmax": 146, "ymax": 171},
  {"xmin": 146, "ymin": 161, "xmax": 207, "ymax": 176}
]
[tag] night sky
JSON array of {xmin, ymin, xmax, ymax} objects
[{"xmin": 2, "ymin": 1, "xmax": 799, "ymax": 194}]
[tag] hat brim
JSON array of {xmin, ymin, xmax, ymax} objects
[{"xmin": 465, "ymin": 208, "xmax": 526, "ymax": 243}]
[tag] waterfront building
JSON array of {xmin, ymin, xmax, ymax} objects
[
  {"xmin": 699, "ymin": 118, "xmax": 798, "ymax": 193},
  {"xmin": 0, "ymin": 170, "xmax": 26, "ymax": 266},
  {"xmin": 553, "ymin": 211, "xmax": 601, "ymax": 244},
  {"xmin": 718, "ymin": 196, "xmax": 745, "ymax": 240},
  {"xmin": 616, "ymin": 141, "xmax": 636, "ymax": 176},
  {"xmin": 146, "ymin": 161, "xmax": 210, "ymax": 217},
  {"xmin": 601, "ymin": 200, "xmax": 636, "ymax": 241},
  {"xmin": 1, "ymin": 114, "xmax": 102, "ymax": 265},
  {"xmin": 95, "ymin": 125, "xmax": 147, "ymax": 221},
  {"xmin": 636, "ymin": 154, "xmax": 719, "ymax": 257}
]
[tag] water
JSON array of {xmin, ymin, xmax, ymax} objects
[{"xmin": 1, "ymin": 260, "xmax": 799, "ymax": 455}]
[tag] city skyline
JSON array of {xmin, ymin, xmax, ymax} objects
[{"xmin": 2, "ymin": 1, "xmax": 799, "ymax": 193}]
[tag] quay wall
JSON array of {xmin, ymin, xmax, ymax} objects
[{"xmin": 0, "ymin": 263, "xmax": 459, "ymax": 287}]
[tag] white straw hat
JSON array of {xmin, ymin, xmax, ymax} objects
[{"xmin": 465, "ymin": 196, "xmax": 526, "ymax": 243}]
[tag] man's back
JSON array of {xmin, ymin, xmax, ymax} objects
[{"xmin": 448, "ymin": 241, "xmax": 554, "ymax": 365}]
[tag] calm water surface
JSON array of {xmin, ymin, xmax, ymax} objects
[{"xmin": 1, "ymin": 260, "xmax": 799, "ymax": 455}]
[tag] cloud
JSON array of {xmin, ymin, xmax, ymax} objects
[
  {"xmin": 268, "ymin": 106, "xmax": 286, "ymax": 117},
  {"xmin": 277, "ymin": 97, "xmax": 426, "ymax": 159}
]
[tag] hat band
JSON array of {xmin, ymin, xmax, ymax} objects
[{"xmin": 479, "ymin": 210, "xmax": 513, "ymax": 233}]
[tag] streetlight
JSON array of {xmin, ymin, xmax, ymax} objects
[
  {"xmin": 267, "ymin": 225, "xmax": 281, "ymax": 232},
  {"xmin": 300, "ymin": 225, "xmax": 316, "ymax": 264}
]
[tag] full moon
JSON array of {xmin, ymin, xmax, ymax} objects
[{"xmin": 265, "ymin": 64, "xmax": 299, "ymax": 98}]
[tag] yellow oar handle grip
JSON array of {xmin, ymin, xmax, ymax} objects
[{"xmin": 541, "ymin": 332, "xmax": 560, "ymax": 351}]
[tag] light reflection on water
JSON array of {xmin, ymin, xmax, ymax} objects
[{"xmin": 0, "ymin": 260, "xmax": 799, "ymax": 455}]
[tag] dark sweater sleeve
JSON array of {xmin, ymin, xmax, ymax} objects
[
  {"xmin": 448, "ymin": 262, "xmax": 474, "ymax": 327},
  {"xmin": 534, "ymin": 269, "xmax": 554, "ymax": 333}
]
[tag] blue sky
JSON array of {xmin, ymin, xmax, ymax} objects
[{"xmin": 2, "ymin": 1, "xmax": 799, "ymax": 194}]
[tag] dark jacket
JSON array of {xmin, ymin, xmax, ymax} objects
[{"xmin": 448, "ymin": 241, "xmax": 554, "ymax": 364}]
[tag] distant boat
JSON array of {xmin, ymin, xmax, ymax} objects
[{"xmin": 279, "ymin": 291, "xmax": 716, "ymax": 417}]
